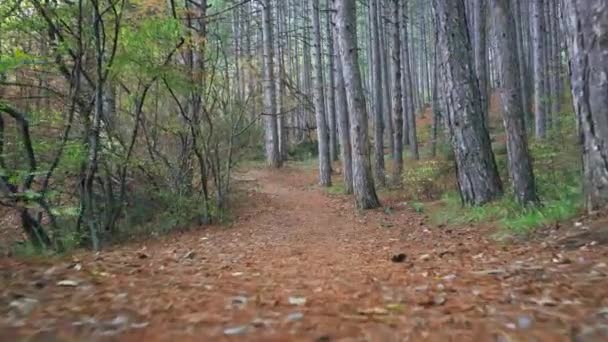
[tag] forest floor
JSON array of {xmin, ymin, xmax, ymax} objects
[{"xmin": 2, "ymin": 166, "xmax": 608, "ymax": 341}]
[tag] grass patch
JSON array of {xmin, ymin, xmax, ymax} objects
[
  {"xmin": 428, "ymin": 116, "xmax": 583, "ymax": 235},
  {"xmin": 288, "ymin": 140, "xmax": 318, "ymax": 161},
  {"xmin": 290, "ymin": 157, "xmax": 319, "ymax": 170},
  {"xmin": 401, "ymin": 156, "xmax": 455, "ymax": 201},
  {"xmin": 411, "ymin": 201, "xmax": 425, "ymax": 213},
  {"xmin": 432, "ymin": 187, "xmax": 582, "ymax": 235},
  {"xmin": 324, "ymin": 181, "xmax": 347, "ymax": 195}
]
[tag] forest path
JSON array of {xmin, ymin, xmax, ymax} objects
[{"xmin": 2, "ymin": 166, "xmax": 608, "ymax": 341}]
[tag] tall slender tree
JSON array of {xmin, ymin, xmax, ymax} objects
[
  {"xmin": 491, "ymin": 0, "xmax": 539, "ymax": 205},
  {"xmin": 472, "ymin": 0, "xmax": 489, "ymax": 124},
  {"xmin": 379, "ymin": 1, "xmax": 393, "ymax": 163},
  {"xmin": 391, "ymin": 0, "xmax": 404, "ymax": 182},
  {"xmin": 434, "ymin": 0, "xmax": 503, "ymax": 205},
  {"xmin": 310, "ymin": 0, "xmax": 331, "ymax": 186},
  {"xmin": 336, "ymin": 0, "xmax": 381, "ymax": 209},
  {"xmin": 531, "ymin": 0, "xmax": 547, "ymax": 139},
  {"xmin": 401, "ymin": 0, "xmax": 418, "ymax": 159},
  {"xmin": 331, "ymin": 0, "xmax": 354, "ymax": 194},
  {"xmin": 370, "ymin": 0, "xmax": 386, "ymax": 186},
  {"xmin": 262, "ymin": 0, "xmax": 282, "ymax": 168},
  {"xmin": 326, "ymin": 4, "xmax": 339, "ymax": 162},
  {"xmin": 511, "ymin": 0, "xmax": 532, "ymax": 130},
  {"xmin": 563, "ymin": 0, "xmax": 608, "ymax": 211},
  {"xmin": 275, "ymin": 0, "xmax": 288, "ymax": 161}
]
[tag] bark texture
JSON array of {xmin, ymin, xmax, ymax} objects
[
  {"xmin": 326, "ymin": 5, "xmax": 339, "ymax": 162},
  {"xmin": 564, "ymin": 0, "xmax": 608, "ymax": 211},
  {"xmin": 400, "ymin": 0, "xmax": 418, "ymax": 159},
  {"xmin": 310, "ymin": 0, "xmax": 331, "ymax": 186},
  {"xmin": 262, "ymin": 0, "xmax": 281, "ymax": 168},
  {"xmin": 531, "ymin": 0, "xmax": 547, "ymax": 139},
  {"xmin": 336, "ymin": 0, "xmax": 381, "ymax": 209},
  {"xmin": 472, "ymin": 0, "xmax": 489, "ymax": 123},
  {"xmin": 511, "ymin": 0, "xmax": 531, "ymax": 129},
  {"xmin": 434, "ymin": 0, "xmax": 503, "ymax": 206},
  {"xmin": 331, "ymin": 0, "xmax": 354, "ymax": 194},
  {"xmin": 370, "ymin": 0, "xmax": 386, "ymax": 187},
  {"xmin": 492, "ymin": 0, "xmax": 539, "ymax": 205},
  {"xmin": 391, "ymin": 0, "xmax": 404, "ymax": 182}
]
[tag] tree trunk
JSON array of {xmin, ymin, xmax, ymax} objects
[
  {"xmin": 434, "ymin": 0, "xmax": 503, "ymax": 206},
  {"xmin": 401, "ymin": 0, "xmax": 418, "ymax": 159},
  {"xmin": 331, "ymin": 0, "xmax": 354, "ymax": 194},
  {"xmin": 431, "ymin": 15, "xmax": 442, "ymax": 157},
  {"xmin": 421, "ymin": 7, "xmax": 431, "ymax": 103},
  {"xmin": 547, "ymin": 0, "xmax": 560, "ymax": 130},
  {"xmin": 400, "ymin": 1, "xmax": 409, "ymax": 147},
  {"xmin": 326, "ymin": 4, "xmax": 339, "ymax": 162},
  {"xmin": 370, "ymin": 0, "xmax": 386, "ymax": 187},
  {"xmin": 472, "ymin": 0, "xmax": 489, "ymax": 125},
  {"xmin": 310, "ymin": 0, "xmax": 331, "ymax": 186},
  {"xmin": 391, "ymin": 0, "xmax": 404, "ymax": 182},
  {"xmin": 531, "ymin": 0, "xmax": 547, "ymax": 139},
  {"xmin": 563, "ymin": 0, "xmax": 608, "ymax": 211},
  {"xmin": 336, "ymin": 0, "xmax": 381, "ymax": 209},
  {"xmin": 511, "ymin": 0, "xmax": 532, "ymax": 130},
  {"xmin": 262, "ymin": 0, "xmax": 281, "ymax": 168},
  {"xmin": 491, "ymin": 0, "xmax": 539, "ymax": 205},
  {"xmin": 380, "ymin": 2, "xmax": 393, "ymax": 164},
  {"xmin": 303, "ymin": 6, "xmax": 314, "ymax": 139},
  {"xmin": 275, "ymin": 0, "xmax": 288, "ymax": 161}
]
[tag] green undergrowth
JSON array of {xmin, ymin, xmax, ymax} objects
[
  {"xmin": 429, "ymin": 115, "xmax": 583, "ymax": 235},
  {"xmin": 290, "ymin": 157, "xmax": 319, "ymax": 170},
  {"xmin": 288, "ymin": 140, "xmax": 318, "ymax": 161},
  {"xmin": 432, "ymin": 185, "xmax": 581, "ymax": 235},
  {"xmin": 324, "ymin": 181, "xmax": 347, "ymax": 195}
]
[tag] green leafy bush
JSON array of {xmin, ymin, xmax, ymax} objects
[
  {"xmin": 431, "ymin": 126, "xmax": 582, "ymax": 235},
  {"xmin": 288, "ymin": 140, "xmax": 318, "ymax": 161},
  {"xmin": 402, "ymin": 159, "xmax": 454, "ymax": 200}
]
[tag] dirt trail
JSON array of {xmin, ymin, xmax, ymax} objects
[{"xmin": 2, "ymin": 167, "xmax": 608, "ymax": 341}]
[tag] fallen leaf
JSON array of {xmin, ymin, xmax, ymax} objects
[
  {"xmin": 529, "ymin": 296, "xmax": 558, "ymax": 306},
  {"xmin": 224, "ymin": 325, "xmax": 249, "ymax": 335},
  {"xmin": 288, "ymin": 296, "xmax": 307, "ymax": 306},
  {"xmin": 470, "ymin": 268, "xmax": 506, "ymax": 276},
  {"xmin": 57, "ymin": 280, "xmax": 79, "ymax": 287},
  {"xmin": 358, "ymin": 307, "xmax": 389, "ymax": 315},
  {"xmin": 183, "ymin": 251, "xmax": 196, "ymax": 259},
  {"xmin": 433, "ymin": 294, "xmax": 447, "ymax": 306},
  {"xmin": 230, "ymin": 296, "xmax": 248, "ymax": 309},
  {"xmin": 597, "ymin": 307, "xmax": 608, "ymax": 317},
  {"xmin": 385, "ymin": 303, "xmax": 405, "ymax": 312},
  {"xmin": 182, "ymin": 312, "xmax": 226, "ymax": 324},
  {"xmin": 517, "ymin": 315, "xmax": 533, "ymax": 329},
  {"xmin": 286, "ymin": 312, "xmax": 304, "ymax": 322},
  {"xmin": 250, "ymin": 318, "xmax": 272, "ymax": 328},
  {"xmin": 130, "ymin": 322, "xmax": 150, "ymax": 329},
  {"xmin": 442, "ymin": 274, "xmax": 457, "ymax": 281},
  {"xmin": 9, "ymin": 298, "xmax": 39, "ymax": 316}
]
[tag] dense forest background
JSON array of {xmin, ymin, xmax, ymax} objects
[{"xmin": 0, "ymin": 0, "xmax": 606, "ymax": 253}]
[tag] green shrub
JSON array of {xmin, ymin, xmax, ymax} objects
[
  {"xmin": 430, "ymin": 127, "xmax": 583, "ymax": 235},
  {"xmin": 288, "ymin": 140, "xmax": 318, "ymax": 161},
  {"xmin": 402, "ymin": 159, "xmax": 454, "ymax": 200},
  {"xmin": 411, "ymin": 201, "xmax": 425, "ymax": 213},
  {"xmin": 325, "ymin": 181, "xmax": 346, "ymax": 195}
]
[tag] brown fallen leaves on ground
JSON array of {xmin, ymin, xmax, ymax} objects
[{"xmin": 1, "ymin": 167, "xmax": 608, "ymax": 341}]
